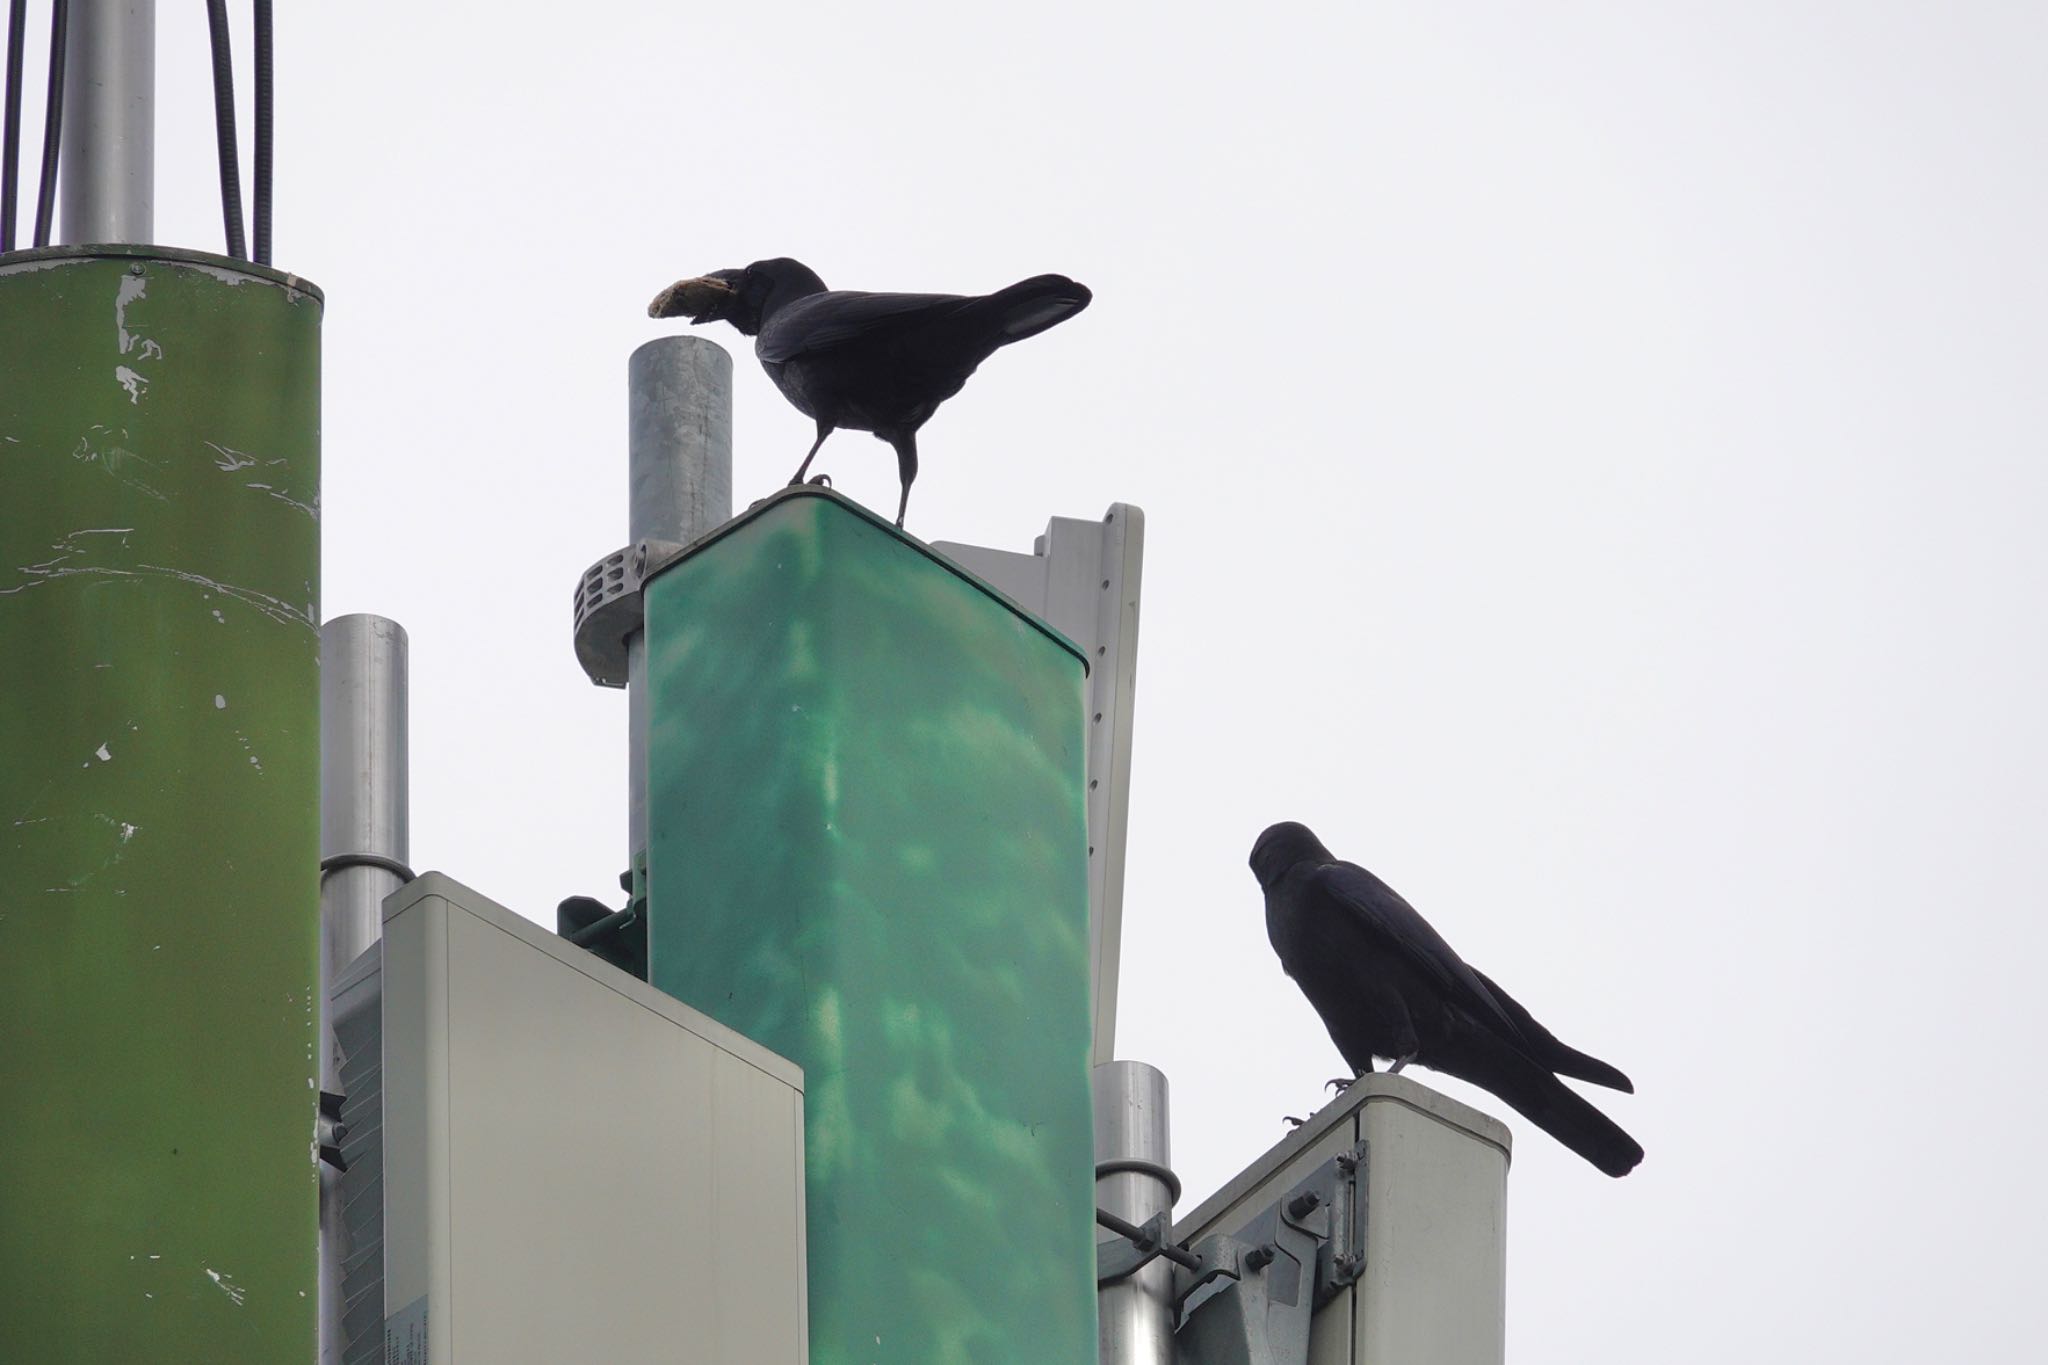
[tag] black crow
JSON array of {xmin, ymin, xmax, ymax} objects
[
  {"xmin": 649, "ymin": 257, "xmax": 1091, "ymax": 528},
  {"xmin": 1251, "ymin": 821, "xmax": 1643, "ymax": 1177}
]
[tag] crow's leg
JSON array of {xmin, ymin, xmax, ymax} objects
[
  {"xmin": 790, "ymin": 421, "xmax": 834, "ymax": 485},
  {"xmin": 889, "ymin": 431, "xmax": 919, "ymax": 528},
  {"xmin": 1387, "ymin": 1052, "xmax": 1419, "ymax": 1074}
]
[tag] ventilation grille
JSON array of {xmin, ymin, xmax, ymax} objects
[{"xmin": 333, "ymin": 956, "xmax": 385, "ymax": 1365}]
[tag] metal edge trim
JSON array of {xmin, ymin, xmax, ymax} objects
[
  {"xmin": 640, "ymin": 483, "xmax": 1092, "ymax": 675},
  {"xmin": 383, "ymin": 872, "xmax": 806, "ymax": 1093},
  {"xmin": 0, "ymin": 244, "xmax": 326, "ymax": 304},
  {"xmin": 1172, "ymin": 1075, "xmax": 1513, "ymax": 1241}
]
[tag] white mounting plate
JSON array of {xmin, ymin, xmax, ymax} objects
[{"xmin": 934, "ymin": 504, "xmax": 1144, "ymax": 1066}]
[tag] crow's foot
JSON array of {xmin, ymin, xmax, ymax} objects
[
  {"xmin": 807, "ymin": 474, "xmax": 833, "ymax": 488},
  {"xmin": 1282, "ymin": 1114, "xmax": 1307, "ymax": 1129}
]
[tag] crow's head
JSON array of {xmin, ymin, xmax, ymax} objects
[
  {"xmin": 1249, "ymin": 821, "xmax": 1334, "ymax": 889},
  {"xmin": 648, "ymin": 258, "xmax": 829, "ymax": 335}
]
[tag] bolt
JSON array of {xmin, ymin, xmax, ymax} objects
[
  {"xmin": 1244, "ymin": 1244, "xmax": 1275, "ymax": 1273},
  {"xmin": 1287, "ymin": 1190, "xmax": 1322, "ymax": 1219}
]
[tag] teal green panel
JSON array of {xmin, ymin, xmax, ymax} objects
[
  {"xmin": 645, "ymin": 490, "xmax": 1097, "ymax": 1365},
  {"xmin": 0, "ymin": 249, "xmax": 322, "ymax": 1362}
]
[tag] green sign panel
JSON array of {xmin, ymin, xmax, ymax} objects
[{"xmin": 644, "ymin": 490, "xmax": 1097, "ymax": 1365}]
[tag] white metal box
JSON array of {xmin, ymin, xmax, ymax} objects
[
  {"xmin": 344, "ymin": 874, "xmax": 807, "ymax": 1363},
  {"xmin": 1173, "ymin": 1075, "xmax": 1509, "ymax": 1365}
]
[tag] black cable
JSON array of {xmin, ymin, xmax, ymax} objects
[
  {"xmin": 2, "ymin": 0, "xmax": 26, "ymax": 253},
  {"xmin": 31, "ymin": 0, "xmax": 65, "ymax": 248},
  {"xmin": 204, "ymin": 0, "xmax": 246, "ymax": 260},
  {"xmin": 252, "ymin": 0, "xmax": 270, "ymax": 264}
]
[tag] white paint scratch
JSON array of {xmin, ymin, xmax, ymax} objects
[
  {"xmin": 204, "ymin": 1267, "xmax": 246, "ymax": 1306},
  {"xmin": 114, "ymin": 366, "xmax": 149, "ymax": 404},
  {"xmin": 118, "ymin": 822, "xmax": 138, "ymax": 842},
  {"xmin": 94, "ymin": 743, "xmax": 111, "ymax": 762},
  {"xmin": 114, "ymin": 271, "xmax": 147, "ymax": 347},
  {"xmin": 1, "ymin": 531, "xmax": 317, "ymax": 632},
  {"xmin": 70, "ymin": 429, "xmax": 166, "ymax": 501},
  {"xmin": 206, "ymin": 442, "xmax": 257, "ymax": 472},
  {"xmin": 214, "ymin": 694, "xmax": 226, "ymax": 709}
]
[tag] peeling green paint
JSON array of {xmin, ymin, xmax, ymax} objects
[{"xmin": 645, "ymin": 491, "xmax": 1097, "ymax": 1365}]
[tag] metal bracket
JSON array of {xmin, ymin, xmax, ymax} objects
[
  {"xmin": 1096, "ymin": 1205, "xmax": 1214, "ymax": 1289},
  {"xmin": 315, "ymin": 1089, "xmax": 350, "ymax": 1172},
  {"xmin": 571, "ymin": 538, "xmax": 685, "ymax": 688},
  {"xmin": 1171, "ymin": 1142, "xmax": 1368, "ymax": 1365}
]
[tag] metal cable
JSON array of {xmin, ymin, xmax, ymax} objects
[
  {"xmin": 2, "ymin": 0, "xmax": 25, "ymax": 252},
  {"xmin": 204, "ymin": 0, "xmax": 245, "ymax": 259},
  {"xmin": 252, "ymin": 0, "xmax": 270, "ymax": 263},
  {"xmin": 31, "ymin": 0, "xmax": 65, "ymax": 247}
]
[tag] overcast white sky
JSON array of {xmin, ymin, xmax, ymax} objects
[{"xmin": 26, "ymin": 2, "xmax": 2047, "ymax": 1359}]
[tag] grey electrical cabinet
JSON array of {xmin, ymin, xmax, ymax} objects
[
  {"xmin": 330, "ymin": 874, "xmax": 808, "ymax": 1364},
  {"xmin": 1172, "ymin": 1075, "xmax": 1509, "ymax": 1365}
]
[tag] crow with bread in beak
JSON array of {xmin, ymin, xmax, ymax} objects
[{"xmin": 650, "ymin": 257, "xmax": 1091, "ymax": 529}]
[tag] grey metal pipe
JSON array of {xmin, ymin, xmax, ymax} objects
[
  {"xmin": 318, "ymin": 613, "xmax": 408, "ymax": 1365},
  {"xmin": 1096, "ymin": 1060, "xmax": 1176, "ymax": 1365},
  {"xmin": 320, "ymin": 613, "xmax": 410, "ymax": 972},
  {"xmin": 59, "ymin": 0, "xmax": 152, "ymax": 244},
  {"xmin": 625, "ymin": 337, "xmax": 732, "ymax": 870}
]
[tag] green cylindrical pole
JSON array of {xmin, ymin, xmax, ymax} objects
[{"xmin": 0, "ymin": 247, "xmax": 322, "ymax": 1361}]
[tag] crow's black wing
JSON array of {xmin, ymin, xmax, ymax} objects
[
  {"xmin": 1309, "ymin": 861, "xmax": 1527, "ymax": 1043},
  {"xmin": 756, "ymin": 290, "xmax": 973, "ymax": 365}
]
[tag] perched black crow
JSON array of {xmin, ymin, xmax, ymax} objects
[
  {"xmin": 649, "ymin": 257, "xmax": 1091, "ymax": 528},
  {"xmin": 1251, "ymin": 821, "xmax": 1643, "ymax": 1177}
]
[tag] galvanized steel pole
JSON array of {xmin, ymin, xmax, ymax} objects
[
  {"xmin": 625, "ymin": 337, "xmax": 731, "ymax": 871},
  {"xmin": 318, "ymin": 613, "xmax": 408, "ymax": 1365},
  {"xmin": 320, "ymin": 614, "xmax": 410, "ymax": 968},
  {"xmin": 60, "ymin": 0, "xmax": 153, "ymax": 244},
  {"xmin": 1096, "ymin": 1060, "xmax": 1177, "ymax": 1365}
]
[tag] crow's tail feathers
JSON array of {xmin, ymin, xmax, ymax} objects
[
  {"xmin": 1471, "ymin": 966, "xmax": 1634, "ymax": 1093},
  {"xmin": 983, "ymin": 274, "xmax": 1093, "ymax": 345},
  {"xmin": 1442, "ymin": 1041, "xmax": 1644, "ymax": 1178}
]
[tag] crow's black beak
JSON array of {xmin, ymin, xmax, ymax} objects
[{"xmin": 647, "ymin": 275, "xmax": 736, "ymax": 323}]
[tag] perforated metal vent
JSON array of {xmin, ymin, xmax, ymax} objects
[{"xmin": 331, "ymin": 949, "xmax": 385, "ymax": 1365}]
